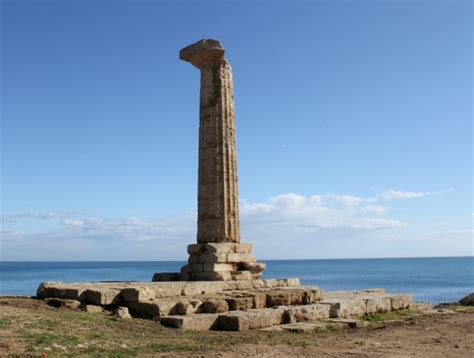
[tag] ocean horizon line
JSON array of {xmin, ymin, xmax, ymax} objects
[{"xmin": 1, "ymin": 255, "xmax": 472, "ymax": 263}]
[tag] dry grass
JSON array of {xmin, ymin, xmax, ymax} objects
[{"xmin": 1, "ymin": 297, "xmax": 473, "ymax": 357}]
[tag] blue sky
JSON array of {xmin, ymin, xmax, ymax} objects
[{"xmin": 1, "ymin": 0, "xmax": 472, "ymax": 260}]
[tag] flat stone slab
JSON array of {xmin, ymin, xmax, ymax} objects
[
  {"xmin": 217, "ymin": 307, "xmax": 287, "ymax": 331},
  {"xmin": 37, "ymin": 279, "xmax": 301, "ymax": 305},
  {"xmin": 320, "ymin": 290, "xmax": 413, "ymax": 318},
  {"xmin": 160, "ymin": 313, "xmax": 220, "ymax": 330}
]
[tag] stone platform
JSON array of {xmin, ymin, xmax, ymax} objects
[{"xmin": 36, "ymin": 279, "xmax": 415, "ymax": 331}]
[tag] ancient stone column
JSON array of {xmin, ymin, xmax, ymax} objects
[
  {"xmin": 178, "ymin": 39, "xmax": 265, "ymax": 281},
  {"xmin": 180, "ymin": 40, "xmax": 240, "ymax": 244}
]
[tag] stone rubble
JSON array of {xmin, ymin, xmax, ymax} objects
[{"xmin": 37, "ymin": 280, "xmax": 415, "ymax": 331}]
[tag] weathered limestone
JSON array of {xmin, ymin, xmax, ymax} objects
[
  {"xmin": 154, "ymin": 39, "xmax": 264, "ymax": 281},
  {"xmin": 160, "ymin": 314, "xmax": 220, "ymax": 330},
  {"xmin": 365, "ymin": 296, "xmax": 392, "ymax": 313},
  {"xmin": 36, "ymin": 280, "xmax": 420, "ymax": 331},
  {"xmin": 217, "ymin": 307, "xmax": 287, "ymax": 331},
  {"xmin": 263, "ymin": 286, "xmax": 323, "ymax": 306},
  {"xmin": 387, "ymin": 294, "xmax": 413, "ymax": 310},
  {"xmin": 114, "ymin": 307, "xmax": 132, "ymax": 319},
  {"xmin": 321, "ymin": 298, "xmax": 367, "ymax": 318},
  {"xmin": 180, "ymin": 39, "xmax": 240, "ymax": 245},
  {"xmin": 284, "ymin": 303, "xmax": 331, "ymax": 323}
]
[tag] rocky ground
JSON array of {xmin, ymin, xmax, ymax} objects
[{"xmin": 0, "ymin": 296, "xmax": 473, "ymax": 357}]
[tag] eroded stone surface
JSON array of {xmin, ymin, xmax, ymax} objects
[
  {"xmin": 284, "ymin": 303, "xmax": 331, "ymax": 323},
  {"xmin": 217, "ymin": 307, "xmax": 287, "ymax": 331},
  {"xmin": 160, "ymin": 313, "xmax": 220, "ymax": 330},
  {"xmin": 150, "ymin": 39, "xmax": 266, "ymax": 282},
  {"xmin": 321, "ymin": 298, "xmax": 367, "ymax": 318},
  {"xmin": 387, "ymin": 294, "xmax": 413, "ymax": 310},
  {"xmin": 36, "ymin": 281, "xmax": 419, "ymax": 331}
]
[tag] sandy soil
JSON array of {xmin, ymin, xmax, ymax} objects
[{"xmin": 0, "ymin": 296, "xmax": 472, "ymax": 357}]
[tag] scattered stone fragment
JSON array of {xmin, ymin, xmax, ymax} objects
[
  {"xmin": 46, "ymin": 298, "xmax": 81, "ymax": 310},
  {"xmin": 114, "ymin": 306, "xmax": 132, "ymax": 319},
  {"xmin": 83, "ymin": 305, "xmax": 103, "ymax": 314}
]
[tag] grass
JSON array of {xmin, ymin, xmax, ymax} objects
[
  {"xmin": 3, "ymin": 297, "xmax": 467, "ymax": 356},
  {"xmin": 362, "ymin": 309, "xmax": 417, "ymax": 323},
  {"xmin": 26, "ymin": 332, "xmax": 80, "ymax": 346},
  {"xmin": 0, "ymin": 318, "xmax": 12, "ymax": 328}
]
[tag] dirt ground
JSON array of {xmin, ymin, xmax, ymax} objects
[{"xmin": 0, "ymin": 296, "xmax": 472, "ymax": 357}]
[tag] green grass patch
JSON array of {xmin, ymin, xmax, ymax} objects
[
  {"xmin": 80, "ymin": 346, "xmax": 142, "ymax": 357},
  {"xmin": 151, "ymin": 341, "xmax": 205, "ymax": 352},
  {"xmin": 57, "ymin": 310, "xmax": 104, "ymax": 322},
  {"xmin": 26, "ymin": 332, "xmax": 80, "ymax": 346},
  {"xmin": 27, "ymin": 332, "xmax": 56, "ymax": 345},
  {"xmin": 362, "ymin": 309, "xmax": 415, "ymax": 323},
  {"xmin": 86, "ymin": 332, "xmax": 105, "ymax": 340},
  {"xmin": 0, "ymin": 317, "xmax": 12, "ymax": 328}
]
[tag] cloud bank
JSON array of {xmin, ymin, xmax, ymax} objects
[{"xmin": 2, "ymin": 189, "xmax": 470, "ymax": 260}]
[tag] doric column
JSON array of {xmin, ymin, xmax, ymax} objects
[
  {"xmin": 180, "ymin": 39, "xmax": 240, "ymax": 244},
  {"xmin": 150, "ymin": 39, "xmax": 266, "ymax": 281}
]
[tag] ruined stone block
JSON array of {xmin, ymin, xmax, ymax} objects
[
  {"xmin": 182, "ymin": 281, "xmax": 226, "ymax": 296},
  {"xmin": 160, "ymin": 314, "xmax": 220, "ymax": 330},
  {"xmin": 365, "ymin": 296, "xmax": 391, "ymax": 313},
  {"xmin": 243, "ymin": 262, "xmax": 266, "ymax": 273},
  {"xmin": 284, "ymin": 303, "xmax": 331, "ymax": 323},
  {"xmin": 192, "ymin": 271, "xmax": 232, "ymax": 281},
  {"xmin": 265, "ymin": 287, "xmax": 322, "ymax": 307},
  {"xmin": 230, "ymin": 270, "xmax": 253, "ymax": 281},
  {"xmin": 122, "ymin": 283, "xmax": 185, "ymax": 301},
  {"xmin": 201, "ymin": 263, "xmax": 234, "ymax": 272},
  {"xmin": 36, "ymin": 282, "xmax": 86, "ymax": 301},
  {"xmin": 199, "ymin": 299, "xmax": 229, "ymax": 313},
  {"xmin": 226, "ymin": 253, "xmax": 256, "ymax": 263},
  {"xmin": 217, "ymin": 307, "xmax": 286, "ymax": 331},
  {"xmin": 173, "ymin": 299, "xmax": 203, "ymax": 315},
  {"xmin": 84, "ymin": 288, "xmax": 122, "ymax": 306},
  {"xmin": 46, "ymin": 298, "xmax": 81, "ymax": 310},
  {"xmin": 321, "ymin": 299, "xmax": 367, "ymax": 318},
  {"xmin": 388, "ymin": 294, "xmax": 413, "ymax": 310},
  {"xmin": 127, "ymin": 298, "xmax": 179, "ymax": 318}
]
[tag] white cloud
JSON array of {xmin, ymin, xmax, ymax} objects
[
  {"xmin": 377, "ymin": 189, "xmax": 453, "ymax": 201},
  {"xmin": 0, "ymin": 188, "xmax": 461, "ymax": 260},
  {"xmin": 1, "ymin": 211, "xmax": 80, "ymax": 223},
  {"xmin": 241, "ymin": 193, "xmax": 401, "ymax": 230},
  {"xmin": 360, "ymin": 205, "xmax": 390, "ymax": 215}
]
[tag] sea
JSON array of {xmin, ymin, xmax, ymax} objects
[{"xmin": 0, "ymin": 257, "xmax": 472, "ymax": 305}]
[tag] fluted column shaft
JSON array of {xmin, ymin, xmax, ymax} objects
[{"xmin": 197, "ymin": 59, "xmax": 240, "ymax": 243}]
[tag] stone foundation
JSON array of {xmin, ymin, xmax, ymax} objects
[
  {"xmin": 36, "ymin": 280, "xmax": 414, "ymax": 331},
  {"xmin": 153, "ymin": 243, "xmax": 266, "ymax": 281}
]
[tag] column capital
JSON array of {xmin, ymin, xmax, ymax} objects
[{"xmin": 180, "ymin": 39, "xmax": 225, "ymax": 69}]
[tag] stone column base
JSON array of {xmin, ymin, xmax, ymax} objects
[{"xmin": 153, "ymin": 242, "xmax": 266, "ymax": 282}]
